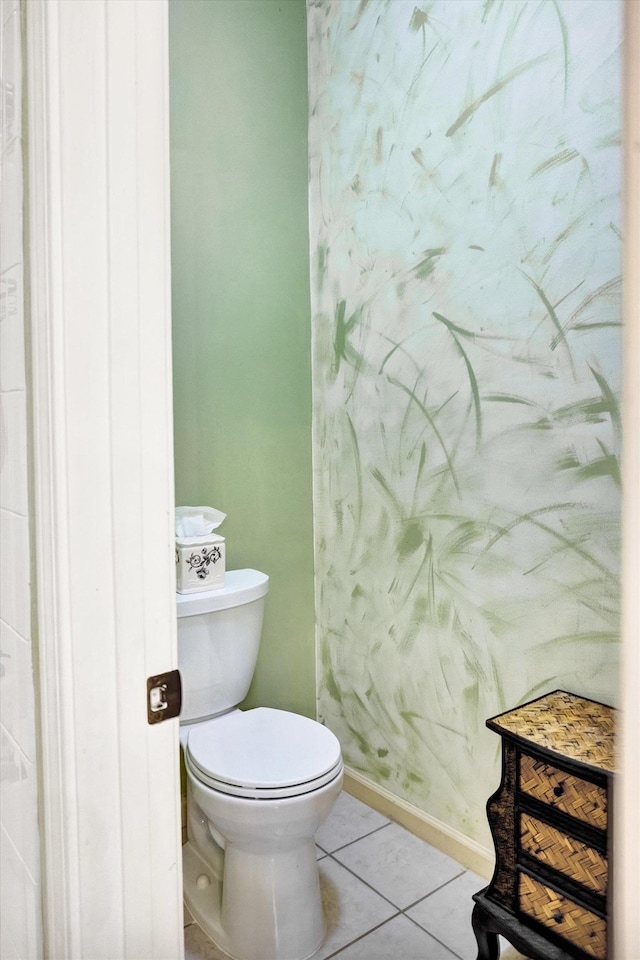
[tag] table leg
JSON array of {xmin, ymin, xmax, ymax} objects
[{"xmin": 472, "ymin": 902, "xmax": 501, "ymax": 960}]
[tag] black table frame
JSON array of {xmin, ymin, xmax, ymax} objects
[{"xmin": 472, "ymin": 887, "xmax": 579, "ymax": 960}]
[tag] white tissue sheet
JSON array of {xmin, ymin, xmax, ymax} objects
[{"xmin": 175, "ymin": 505, "xmax": 226, "ymax": 542}]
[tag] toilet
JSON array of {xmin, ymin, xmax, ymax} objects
[{"xmin": 177, "ymin": 568, "xmax": 343, "ymax": 960}]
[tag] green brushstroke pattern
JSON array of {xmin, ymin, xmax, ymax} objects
[{"xmin": 308, "ymin": 0, "xmax": 622, "ymax": 850}]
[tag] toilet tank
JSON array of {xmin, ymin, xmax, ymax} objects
[{"xmin": 176, "ymin": 569, "xmax": 269, "ymax": 723}]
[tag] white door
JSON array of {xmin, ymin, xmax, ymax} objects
[{"xmin": 26, "ymin": 1, "xmax": 184, "ymax": 957}]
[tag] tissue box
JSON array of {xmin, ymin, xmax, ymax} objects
[{"xmin": 175, "ymin": 534, "xmax": 225, "ymax": 594}]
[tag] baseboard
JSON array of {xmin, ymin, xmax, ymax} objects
[{"xmin": 343, "ymin": 766, "xmax": 494, "ymax": 881}]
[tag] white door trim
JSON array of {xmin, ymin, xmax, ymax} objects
[
  {"xmin": 618, "ymin": 2, "xmax": 640, "ymax": 956},
  {"xmin": 26, "ymin": 1, "xmax": 183, "ymax": 957}
]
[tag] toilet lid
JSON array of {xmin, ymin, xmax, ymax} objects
[{"xmin": 186, "ymin": 707, "xmax": 343, "ymax": 798}]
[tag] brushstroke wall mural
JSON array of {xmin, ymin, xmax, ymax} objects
[{"xmin": 307, "ymin": 0, "xmax": 622, "ymax": 845}]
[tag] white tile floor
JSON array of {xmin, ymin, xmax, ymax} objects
[{"xmin": 184, "ymin": 791, "xmax": 527, "ymax": 960}]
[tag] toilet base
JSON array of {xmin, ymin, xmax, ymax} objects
[
  {"xmin": 183, "ymin": 841, "xmax": 228, "ymax": 953},
  {"xmin": 183, "ymin": 837, "xmax": 326, "ymax": 960}
]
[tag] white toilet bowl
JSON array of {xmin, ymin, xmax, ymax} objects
[{"xmin": 181, "ymin": 706, "xmax": 343, "ymax": 960}]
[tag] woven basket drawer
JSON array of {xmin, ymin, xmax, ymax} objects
[
  {"xmin": 519, "ymin": 873, "xmax": 606, "ymax": 959},
  {"xmin": 520, "ymin": 753, "xmax": 607, "ymax": 830},
  {"xmin": 520, "ymin": 813, "xmax": 608, "ymax": 895}
]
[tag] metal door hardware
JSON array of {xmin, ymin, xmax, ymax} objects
[{"xmin": 147, "ymin": 669, "xmax": 182, "ymax": 724}]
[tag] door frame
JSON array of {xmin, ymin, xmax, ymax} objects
[
  {"xmin": 26, "ymin": 1, "xmax": 184, "ymax": 957},
  {"xmin": 618, "ymin": 1, "xmax": 640, "ymax": 955}
]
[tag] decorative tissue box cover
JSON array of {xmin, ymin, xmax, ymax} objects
[{"xmin": 175, "ymin": 535, "xmax": 225, "ymax": 593}]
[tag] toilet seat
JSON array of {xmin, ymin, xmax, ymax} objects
[{"xmin": 186, "ymin": 707, "xmax": 343, "ymax": 799}]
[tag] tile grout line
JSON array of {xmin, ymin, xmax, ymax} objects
[
  {"xmin": 320, "ymin": 855, "xmax": 469, "ymax": 960},
  {"xmin": 318, "ymin": 834, "xmax": 473, "ymax": 959},
  {"xmin": 317, "ymin": 819, "xmax": 392, "ymax": 856},
  {"xmin": 321, "ymin": 905, "xmax": 467, "ymax": 960},
  {"xmin": 321, "ymin": 910, "xmax": 402, "ymax": 960},
  {"xmin": 402, "ymin": 912, "xmax": 467, "ymax": 960},
  {"xmin": 398, "ymin": 869, "xmax": 473, "ymax": 960},
  {"xmin": 322, "ymin": 850, "xmax": 401, "ymax": 912},
  {"xmin": 321, "ymin": 853, "xmax": 470, "ymax": 933},
  {"xmin": 400, "ymin": 866, "xmax": 468, "ymax": 911},
  {"xmin": 322, "ymin": 824, "xmax": 469, "ymax": 914}
]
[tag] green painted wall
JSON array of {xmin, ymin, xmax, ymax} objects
[
  {"xmin": 169, "ymin": 0, "xmax": 315, "ymax": 718},
  {"xmin": 308, "ymin": 0, "xmax": 622, "ymax": 846},
  {"xmin": 170, "ymin": 0, "xmax": 622, "ymax": 853}
]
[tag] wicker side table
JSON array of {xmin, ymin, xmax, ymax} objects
[{"xmin": 473, "ymin": 690, "xmax": 615, "ymax": 960}]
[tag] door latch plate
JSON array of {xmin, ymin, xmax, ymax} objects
[{"xmin": 147, "ymin": 669, "xmax": 182, "ymax": 724}]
